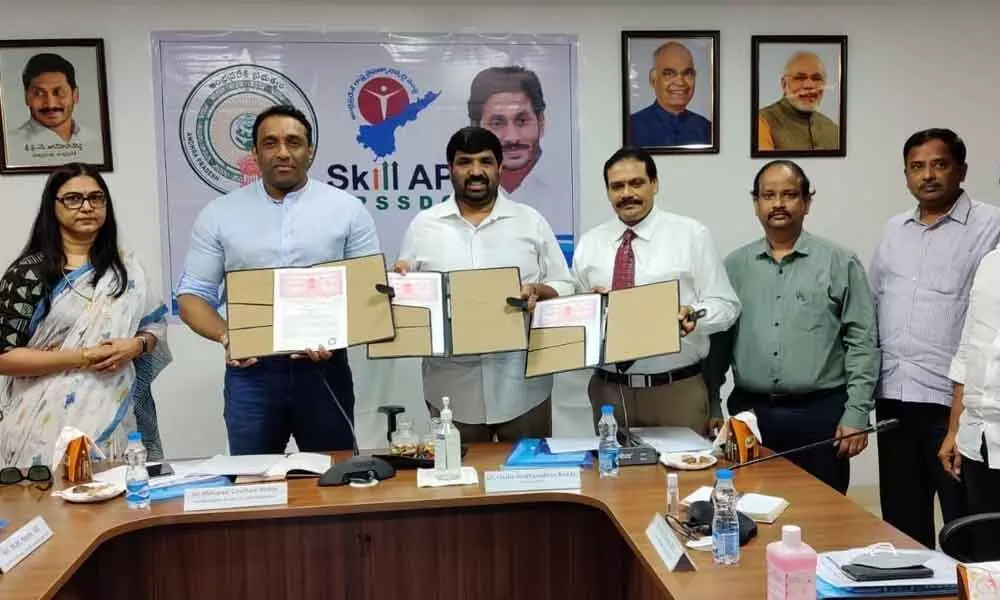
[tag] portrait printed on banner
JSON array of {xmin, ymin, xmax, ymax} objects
[
  {"xmin": 0, "ymin": 39, "xmax": 113, "ymax": 174},
  {"xmin": 466, "ymin": 65, "xmax": 551, "ymax": 206},
  {"xmin": 621, "ymin": 31, "xmax": 720, "ymax": 154},
  {"xmin": 751, "ymin": 35, "xmax": 847, "ymax": 158}
]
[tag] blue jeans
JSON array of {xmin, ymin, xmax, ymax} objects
[{"xmin": 223, "ymin": 350, "xmax": 356, "ymax": 454}]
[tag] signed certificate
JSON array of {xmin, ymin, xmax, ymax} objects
[
  {"xmin": 387, "ymin": 272, "xmax": 446, "ymax": 354},
  {"xmin": 531, "ymin": 294, "xmax": 603, "ymax": 367},
  {"xmin": 272, "ymin": 266, "xmax": 348, "ymax": 352}
]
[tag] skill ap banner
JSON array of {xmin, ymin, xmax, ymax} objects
[{"xmin": 151, "ymin": 31, "xmax": 580, "ymax": 314}]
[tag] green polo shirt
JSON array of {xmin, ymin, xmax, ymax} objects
[{"xmin": 707, "ymin": 231, "xmax": 879, "ymax": 429}]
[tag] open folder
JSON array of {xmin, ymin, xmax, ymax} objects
[
  {"xmin": 224, "ymin": 253, "xmax": 395, "ymax": 360},
  {"xmin": 367, "ymin": 266, "xmax": 528, "ymax": 359},
  {"xmin": 524, "ymin": 280, "xmax": 681, "ymax": 377}
]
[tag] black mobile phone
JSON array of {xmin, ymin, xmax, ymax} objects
[
  {"xmin": 146, "ymin": 463, "xmax": 174, "ymax": 478},
  {"xmin": 840, "ymin": 563, "xmax": 933, "ymax": 582}
]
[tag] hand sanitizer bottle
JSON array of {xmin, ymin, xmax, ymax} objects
[
  {"xmin": 766, "ymin": 524, "xmax": 817, "ymax": 600},
  {"xmin": 434, "ymin": 396, "xmax": 462, "ymax": 480}
]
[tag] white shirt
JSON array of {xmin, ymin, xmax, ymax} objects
[
  {"xmin": 397, "ymin": 192, "xmax": 575, "ymax": 424},
  {"xmin": 948, "ymin": 248, "xmax": 1000, "ymax": 469},
  {"xmin": 572, "ymin": 208, "xmax": 741, "ymax": 375},
  {"xmin": 14, "ymin": 118, "xmax": 88, "ymax": 146}
]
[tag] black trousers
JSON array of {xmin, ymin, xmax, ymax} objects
[
  {"xmin": 727, "ymin": 386, "xmax": 850, "ymax": 494},
  {"xmin": 964, "ymin": 435, "xmax": 1000, "ymax": 514},
  {"xmin": 962, "ymin": 436, "xmax": 1000, "ymax": 559},
  {"xmin": 876, "ymin": 399, "xmax": 966, "ymax": 549}
]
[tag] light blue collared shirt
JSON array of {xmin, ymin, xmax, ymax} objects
[
  {"xmin": 176, "ymin": 178, "xmax": 379, "ymax": 304},
  {"xmin": 870, "ymin": 192, "xmax": 1000, "ymax": 406}
]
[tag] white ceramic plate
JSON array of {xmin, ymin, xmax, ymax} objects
[
  {"xmin": 660, "ymin": 451, "xmax": 718, "ymax": 471},
  {"xmin": 60, "ymin": 481, "xmax": 125, "ymax": 503}
]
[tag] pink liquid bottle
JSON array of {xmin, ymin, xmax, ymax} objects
[{"xmin": 767, "ymin": 525, "xmax": 818, "ymax": 600}]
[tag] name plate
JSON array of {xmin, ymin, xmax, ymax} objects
[
  {"xmin": 183, "ymin": 482, "xmax": 288, "ymax": 512},
  {"xmin": 646, "ymin": 513, "xmax": 696, "ymax": 572},
  {"xmin": 0, "ymin": 516, "xmax": 53, "ymax": 573},
  {"xmin": 483, "ymin": 468, "xmax": 581, "ymax": 493}
]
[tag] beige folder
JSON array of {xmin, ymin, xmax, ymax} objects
[
  {"xmin": 447, "ymin": 267, "xmax": 528, "ymax": 356},
  {"xmin": 525, "ymin": 326, "xmax": 587, "ymax": 378},
  {"xmin": 225, "ymin": 253, "xmax": 394, "ymax": 360},
  {"xmin": 603, "ymin": 280, "xmax": 681, "ymax": 364},
  {"xmin": 366, "ymin": 305, "xmax": 432, "ymax": 359}
]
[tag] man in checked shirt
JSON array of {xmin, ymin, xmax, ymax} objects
[{"xmin": 870, "ymin": 128, "xmax": 1000, "ymax": 549}]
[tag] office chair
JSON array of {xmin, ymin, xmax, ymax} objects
[{"xmin": 938, "ymin": 512, "xmax": 1000, "ymax": 562}]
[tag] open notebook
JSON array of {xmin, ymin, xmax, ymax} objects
[{"xmin": 682, "ymin": 486, "xmax": 789, "ymax": 524}]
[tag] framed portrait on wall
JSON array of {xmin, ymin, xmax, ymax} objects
[
  {"xmin": 0, "ymin": 38, "xmax": 113, "ymax": 174},
  {"xmin": 751, "ymin": 35, "xmax": 847, "ymax": 158},
  {"xmin": 621, "ymin": 30, "xmax": 720, "ymax": 154}
]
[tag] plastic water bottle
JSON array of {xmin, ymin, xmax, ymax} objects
[
  {"xmin": 124, "ymin": 431, "xmax": 150, "ymax": 510},
  {"xmin": 597, "ymin": 405, "xmax": 620, "ymax": 478},
  {"xmin": 712, "ymin": 468, "xmax": 740, "ymax": 565}
]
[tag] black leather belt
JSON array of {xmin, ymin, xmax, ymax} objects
[{"xmin": 596, "ymin": 363, "xmax": 702, "ymax": 388}]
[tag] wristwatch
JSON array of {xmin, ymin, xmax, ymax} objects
[{"xmin": 136, "ymin": 335, "xmax": 148, "ymax": 355}]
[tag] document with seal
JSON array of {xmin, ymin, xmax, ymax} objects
[
  {"xmin": 388, "ymin": 271, "xmax": 446, "ymax": 354},
  {"xmin": 272, "ymin": 266, "xmax": 348, "ymax": 352}
]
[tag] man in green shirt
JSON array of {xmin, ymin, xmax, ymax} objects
[{"xmin": 707, "ymin": 160, "xmax": 879, "ymax": 493}]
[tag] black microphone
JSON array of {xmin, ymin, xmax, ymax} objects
[
  {"xmin": 729, "ymin": 418, "xmax": 899, "ymax": 470},
  {"xmin": 315, "ymin": 373, "xmax": 395, "ymax": 486}
]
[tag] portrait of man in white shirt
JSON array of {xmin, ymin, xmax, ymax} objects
[
  {"xmin": 1, "ymin": 51, "xmax": 103, "ymax": 169},
  {"xmin": 467, "ymin": 66, "xmax": 551, "ymax": 211}
]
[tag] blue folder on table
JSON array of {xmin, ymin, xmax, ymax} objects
[{"xmin": 503, "ymin": 438, "xmax": 593, "ymax": 469}]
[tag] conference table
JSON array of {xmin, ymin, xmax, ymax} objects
[{"xmin": 0, "ymin": 444, "xmax": 955, "ymax": 600}]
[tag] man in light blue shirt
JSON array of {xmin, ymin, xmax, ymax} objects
[
  {"xmin": 176, "ymin": 105, "xmax": 379, "ymax": 454},
  {"xmin": 870, "ymin": 128, "xmax": 1000, "ymax": 549}
]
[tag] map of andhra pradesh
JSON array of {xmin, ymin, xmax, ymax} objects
[{"xmin": 356, "ymin": 91, "xmax": 441, "ymax": 160}]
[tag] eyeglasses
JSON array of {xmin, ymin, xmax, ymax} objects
[
  {"xmin": 0, "ymin": 465, "xmax": 52, "ymax": 486},
  {"xmin": 57, "ymin": 191, "xmax": 107, "ymax": 210}
]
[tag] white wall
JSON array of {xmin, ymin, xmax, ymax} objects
[{"xmin": 1, "ymin": 0, "xmax": 997, "ymax": 487}]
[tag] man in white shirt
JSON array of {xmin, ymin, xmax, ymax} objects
[
  {"xmin": 572, "ymin": 147, "xmax": 740, "ymax": 435},
  {"xmin": 394, "ymin": 127, "xmax": 575, "ymax": 442},
  {"xmin": 940, "ymin": 248, "xmax": 1000, "ymax": 522}
]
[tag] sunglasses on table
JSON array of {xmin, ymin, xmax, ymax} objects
[
  {"xmin": 57, "ymin": 191, "xmax": 107, "ymax": 210},
  {"xmin": 0, "ymin": 465, "xmax": 53, "ymax": 488}
]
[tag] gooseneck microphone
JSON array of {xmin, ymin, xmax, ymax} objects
[
  {"xmin": 316, "ymin": 372, "xmax": 395, "ymax": 486},
  {"xmin": 729, "ymin": 418, "xmax": 900, "ymax": 470}
]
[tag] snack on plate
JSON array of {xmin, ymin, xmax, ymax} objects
[
  {"xmin": 681, "ymin": 454, "xmax": 713, "ymax": 465},
  {"xmin": 66, "ymin": 482, "xmax": 115, "ymax": 497}
]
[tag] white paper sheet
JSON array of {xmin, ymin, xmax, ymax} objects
[
  {"xmin": 387, "ymin": 271, "xmax": 446, "ymax": 354},
  {"xmin": 545, "ymin": 437, "xmax": 599, "ymax": 453},
  {"xmin": 195, "ymin": 454, "xmax": 284, "ymax": 476},
  {"xmin": 531, "ymin": 294, "xmax": 603, "ymax": 366},
  {"xmin": 631, "ymin": 426, "xmax": 714, "ymax": 454},
  {"xmin": 272, "ymin": 266, "xmax": 348, "ymax": 353},
  {"xmin": 416, "ymin": 466, "xmax": 479, "ymax": 487}
]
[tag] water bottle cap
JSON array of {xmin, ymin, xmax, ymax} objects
[
  {"xmin": 128, "ymin": 431, "xmax": 142, "ymax": 442},
  {"xmin": 716, "ymin": 468, "xmax": 733, "ymax": 479},
  {"xmin": 601, "ymin": 404, "xmax": 613, "ymax": 415}
]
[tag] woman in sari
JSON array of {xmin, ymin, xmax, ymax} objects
[{"xmin": 0, "ymin": 162, "xmax": 170, "ymax": 467}]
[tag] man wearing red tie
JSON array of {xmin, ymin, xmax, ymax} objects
[{"xmin": 572, "ymin": 147, "xmax": 740, "ymax": 434}]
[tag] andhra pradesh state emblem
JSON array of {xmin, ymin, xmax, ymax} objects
[{"xmin": 179, "ymin": 64, "xmax": 318, "ymax": 193}]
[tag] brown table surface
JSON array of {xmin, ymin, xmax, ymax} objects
[{"xmin": 0, "ymin": 444, "xmax": 955, "ymax": 600}]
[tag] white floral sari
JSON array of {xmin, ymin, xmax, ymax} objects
[{"xmin": 0, "ymin": 250, "xmax": 170, "ymax": 467}]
